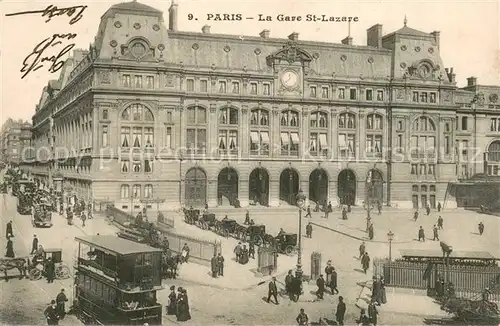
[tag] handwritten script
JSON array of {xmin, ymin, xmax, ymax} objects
[
  {"xmin": 5, "ymin": 5, "xmax": 88, "ymax": 25},
  {"xmin": 21, "ymin": 33, "xmax": 77, "ymax": 79}
]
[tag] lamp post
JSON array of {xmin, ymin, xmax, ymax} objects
[
  {"xmin": 387, "ymin": 230, "xmax": 394, "ymax": 262},
  {"xmin": 295, "ymin": 189, "xmax": 306, "ymax": 279},
  {"xmin": 365, "ymin": 173, "xmax": 375, "ymax": 232}
]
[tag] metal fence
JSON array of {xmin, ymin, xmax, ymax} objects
[
  {"xmin": 373, "ymin": 258, "xmax": 500, "ymax": 301},
  {"xmin": 104, "ymin": 206, "xmax": 175, "ymax": 228}
]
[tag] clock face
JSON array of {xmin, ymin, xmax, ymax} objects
[{"xmin": 281, "ymin": 71, "xmax": 298, "ymax": 88}]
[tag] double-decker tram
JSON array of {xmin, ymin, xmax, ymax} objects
[{"xmin": 74, "ymin": 235, "xmax": 164, "ymax": 325}]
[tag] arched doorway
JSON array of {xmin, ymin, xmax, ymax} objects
[
  {"xmin": 249, "ymin": 168, "xmax": 269, "ymax": 206},
  {"xmin": 309, "ymin": 169, "xmax": 328, "ymax": 205},
  {"xmin": 185, "ymin": 168, "xmax": 207, "ymax": 207},
  {"xmin": 338, "ymin": 169, "xmax": 356, "ymax": 205},
  {"xmin": 217, "ymin": 168, "xmax": 239, "ymax": 207},
  {"xmin": 280, "ymin": 168, "xmax": 300, "ymax": 205},
  {"xmin": 366, "ymin": 169, "xmax": 383, "ymax": 204}
]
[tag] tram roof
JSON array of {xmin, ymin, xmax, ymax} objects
[
  {"xmin": 399, "ymin": 249, "xmax": 499, "ymax": 260},
  {"xmin": 75, "ymin": 235, "xmax": 161, "ymax": 255}
]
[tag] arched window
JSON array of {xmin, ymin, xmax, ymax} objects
[
  {"xmin": 410, "ymin": 116, "xmax": 436, "ymax": 158},
  {"xmin": 186, "ymin": 106, "xmax": 207, "ymax": 154},
  {"xmin": 487, "ymin": 140, "xmax": 500, "ymax": 176},
  {"xmin": 280, "ymin": 110, "xmax": 300, "ymax": 156},
  {"xmin": 120, "ymin": 104, "xmax": 155, "ymax": 149},
  {"xmin": 132, "ymin": 184, "xmax": 141, "ymax": 198},
  {"xmin": 366, "ymin": 114, "xmax": 383, "ymax": 157},
  {"xmin": 250, "ymin": 109, "xmax": 270, "ymax": 156},
  {"xmin": 309, "ymin": 111, "xmax": 328, "ymax": 157},
  {"xmin": 120, "ymin": 184, "xmax": 129, "ymax": 199},
  {"xmin": 144, "ymin": 184, "xmax": 153, "ymax": 198},
  {"xmin": 338, "ymin": 113, "xmax": 356, "ymax": 158},
  {"xmin": 218, "ymin": 107, "xmax": 239, "ymax": 154}
]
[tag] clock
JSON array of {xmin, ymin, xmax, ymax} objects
[{"xmin": 281, "ymin": 71, "xmax": 298, "ymax": 88}]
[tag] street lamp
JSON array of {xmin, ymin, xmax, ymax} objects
[
  {"xmin": 295, "ymin": 189, "xmax": 306, "ymax": 279},
  {"xmin": 365, "ymin": 172, "xmax": 376, "ymax": 231},
  {"xmin": 387, "ymin": 230, "xmax": 394, "ymax": 262}
]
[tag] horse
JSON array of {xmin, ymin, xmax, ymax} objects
[
  {"xmin": 0, "ymin": 257, "xmax": 27, "ymax": 281},
  {"xmin": 162, "ymin": 253, "xmax": 181, "ymax": 279}
]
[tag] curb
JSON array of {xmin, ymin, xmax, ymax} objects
[{"xmin": 311, "ymin": 222, "xmax": 414, "ymax": 244}]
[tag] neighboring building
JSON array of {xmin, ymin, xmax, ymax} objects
[
  {"xmin": 30, "ymin": 1, "xmax": 499, "ymax": 211},
  {"xmin": 0, "ymin": 118, "xmax": 32, "ymax": 167}
]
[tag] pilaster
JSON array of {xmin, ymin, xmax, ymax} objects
[
  {"xmin": 209, "ymin": 103, "xmax": 217, "ymax": 155},
  {"xmin": 241, "ymin": 104, "xmax": 249, "ymax": 158},
  {"xmin": 330, "ymin": 108, "xmax": 338, "ymax": 159}
]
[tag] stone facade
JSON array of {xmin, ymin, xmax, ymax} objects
[
  {"xmin": 0, "ymin": 119, "xmax": 32, "ymax": 167},
  {"xmin": 29, "ymin": 1, "xmax": 500, "ymax": 210}
]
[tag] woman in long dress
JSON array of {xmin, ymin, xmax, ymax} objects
[
  {"xmin": 379, "ymin": 276, "xmax": 387, "ymax": 304},
  {"xmin": 176, "ymin": 288, "xmax": 191, "ymax": 322},
  {"xmin": 167, "ymin": 286, "xmax": 177, "ymax": 315},
  {"xmin": 5, "ymin": 237, "xmax": 15, "ymax": 258}
]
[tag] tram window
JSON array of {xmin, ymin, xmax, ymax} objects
[
  {"xmin": 144, "ymin": 253, "xmax": 152, "ymax": 266},
  {"xmin": 135, "ymin": 254, "xmax": 143, "ymax": 265}
]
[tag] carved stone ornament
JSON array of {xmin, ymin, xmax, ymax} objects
[
  {"xmin": 273, "ymin": 110, "xmax": 280, "ymax": 116},
  {"xmin": 428, "ymin": 47, "xmax": 434, "ymax": 54},
  {"xmin": 313, "ymin": 52, "xmax": 320, "ymax": 59},
  {"xmin": 443, "ymin": 91, "xmax": 452, "ymax": 102},
  {"xmin": 489, "ymin": 93, "xmax": 498, "ymax": 103},
  {"xmin": 265, "ymin": 40, "xmax": 313, "ymax": 66},
  {"xmin": 192, "ymin": 43, "xmax": 199, "ymax": 50},
  {"xmin": 153, "ymin": 24, "xmax": 160, "ymax": 31},
  {"xmin": 110, "ymin": 40, "xmax": 118, "ymax": 48},
  {"xmin": 114, "ymin": 21, "xmax": 122, "ymax": 28},
  {"xmin": 400, "ymin": 45, "xmax": 407, "ymax": 51},
  {"xmin": 474, "ymin": 93, "xmax": 485, "ymax": 105},
  {"xmin": 158, "ymin": 44, "xmax": 165, "ymax": 51},
  {"xmin": 396, "ymin": 88, "xmax": 405, "ymax": 100},
  {"xmin": 368, "ymin": 57, "xmax": 374, "ymax": 63},
  {"xmin": 223, "ymin": 45, "xmax": 231, "ymax": 52},
  {"xmin": 254, "ymin": 48, "xmax": 261, "ymax": 55},
  {"xmin": 134, "ymin": 23, "xmax": 141, "ymax": 30},
  {"xmin": 340, "ymin": 55, "xmax": 347, "ymax": 61},
  {"xmin": 165, "ymin": 74, "xmax": 175, "ymax": 87},
  {"xmin": 100, "ymin": 71, "xmax": 111, "ymax": 84},
  {"xmin": 415, "ymin": 46, "xmax": 421, "ymax": 52},
  {"xmin": 400, "ymin": 62, "xmax": 407, "ymax": 68}
]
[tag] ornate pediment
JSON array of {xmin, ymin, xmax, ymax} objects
[
  {"xmin": 408, "ymin": 59, "xmax": 442, "ymax": 80},
  {"xmin": 266, "ymin": 41, "xmax": 313, "ymax": 66},
  {"xmin": 120, "ymin": 37, "xmax": 156, "ymax": 62}
]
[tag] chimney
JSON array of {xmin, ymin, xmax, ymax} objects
[
  {"xmin": 367, "ymin": 24, "xmax": 383, "ymax": 48},
  {"xmin": 288, "ymin": 32, "xmax": 299, "ymax": 41},
  {"xmin": 341, "ymin": 36, "xmax": 353, "ymax": 45},
  {"xmin": 168, "ymin": 1, "xmax": 178, "ymax": 31},
  {"xmin": 449, "ymin": 67, "xmax": 456, "ymax": 83},
  {"xmin": 202, "ymin": 25, "xmax": 211, "ymax": 34},
  {"xmin": 431, "ymin": 31, "xmax": 440, "ymax": 49},
  {"xmin": 259, "ymin": 29, "xmax": 270, "ymax": 38},
  {"xmin": 467, "ymin": 76, "xmax": 477, "ymax": 87}
]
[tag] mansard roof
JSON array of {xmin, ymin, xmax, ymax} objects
[{"xmin": 102, "ymin": 0, "xmax": 162, "ymax": 19}]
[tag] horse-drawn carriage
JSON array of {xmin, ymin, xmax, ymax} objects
[
  {"xmin": 237, "ymin": 224, "xmax": 267, "ymax": 245},
  {"xmin": 32, "ymin": 202, "xmax": 53, "ymax": 228},
  {"xmin": 215, "ymin": 218, "xmax": 239, "ymax": 237},
  {"xmin": 28, "ymin": 248, "xmax": 71, "ymax": 280},
  {"xmin": 275, "ymin": 232, "xmax": 298, "ymax": 255},
  {"xmin": 197, "ymin": 213, "xmax": 217, "ymax": 230},
  {"xmin": 183, "ymin": 208, "xmax": 200, "ymax": 225}
]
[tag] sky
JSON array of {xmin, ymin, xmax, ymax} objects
[{"xmin": 0, "ymin": 0, "xmax": 498, "ymax": 125}]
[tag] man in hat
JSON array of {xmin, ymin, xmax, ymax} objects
[
  {"xmin": 234, "ymin": 242, "xmax": 242, "ymax": 262},
  {"xmin": 306, "ymin": 222, "xmax": 313, "ymax": 238},
  {"xmin": 316, "ymin": 274, "xmax": 325, "ymax": 299},
  {"xmin": 31, "ymin": 234, "xmax": 39, "ymax": 254},
  {"xmin": 325, "ymin": 260, "xmax": 334, "ymax": 287},
  {"xmin": 6, "ymin": 220, "xmax": 13, "ymax": 238},
  {"xmin": 418, "ymin": 226, "xmax": 425, "ymax": 242},
  {"xmin": 359, "ymin": 241, "xmax": 366, "ymax": 259},
  {"xmin": 217, "ymin": 253, "xmax": 225, "ymax": 276},
  {"xmin": 285, "ymin": 270, "xmax": 293, "ymax": 298},
  {"xmin": 330, "ymin": 267, "xmax": 339, "ymax": 294},
  {"xmin": 437, "ymin": 216, "xmax": 444, "ymax": 230},
  {"xmin": 335, "ymin": 296, "xmax": 346, "ymax": 325},
  {"xmin": 296, "ymin": 308, "xmax": 309, "ymax": 325},
  {"xmin": 433, "ymin": 225, "xmax": 439, "ymax": 241},
  {"xmin": 267, "ymin": 276, "xmax": 279, "ymax": 304},
  {"xmin": 44, "ymin": 300, "xmax": 59, "ymax": 325},
  {"xmin": 5, "ymin": 236, "xmax": 15, "ymax": 258},
  {"xmin": 210, "ymin": 254, "xmax": 218, "ymax": 278},
  {"xmin": 181, "ymin": 243, "xmax": 190, "ymax": 263},
  {"xmin": 361, "ymin": 252, "xmax": 370, "ymax": 274},
  {"xmin": 55, "ymin": 289, "xmax": 68, "ymax": 319},
  {"xmin": 478, "ymin": 222, "xmax": 485, "ymax": 235}
]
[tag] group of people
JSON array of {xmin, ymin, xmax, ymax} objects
[
  {"xmin": 233, "ymin": 242, "xmax": 250, "ymax": 264},
  {"xmin": 43, "ymin": 289, "xmax": 68, "ymax": 325},
  {"xmin": 210, "ymin": 253, "xmax": 225, "ymax": 277},
  {"xmin": 166, "ymin": 285, "xmax": 191, "ymax": 322},
  {"xmin": 294, "ymin": 296, "xmax": 347, "ymax": 325}
]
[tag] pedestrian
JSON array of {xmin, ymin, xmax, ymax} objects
[
  {"xmin": 361, "ymin": 252, "xmax": 370, "ymax": 274},
  {"xmin": 31, "ymin": 234, "xmax": 38, "ymax": 254},
  {"xmin": 437, "ymin": 202, "xmax": 442, "ymax": 212},
  {"xmin": 46, "ymin": 257, "xmax": 56, "ymax": 283},
  {"xmin": 330, "ymin": 267, "xmax": 339, "ymax": 294},
  {"xmin": 359, "ymin": 241, "xmax": 366, "ymax": 259},
  {"xmin": 285, "ymin": 270, "xmax": 293, "ymax": 298},
  {"xmin": 6, "ymin": 220, "xmax": 13, "ymax": 238},
  {"xmin": 433, "ymin": 225, "xmax": 439, "ymax": 241},
  {"xmin": 267, "ymin": 276, "xmax": 279, "ymax": 304},
  {"xmin": 418, "ymin": 226, "xmax": 425, "ymax": 242},
  {"xmin": 296, "ymin": 308, "xmax": 309, "ymax": 325},
  {"xmin": 437, "ymin": 216, "xmax": 444, "ymax": 230},
  {"xmin": 81, "ymin": 212, "xmax": 86, "ymax": 227},
  {"xmin": 342, "ymin": 207, "xmax": 347, "ymax": 220},
  {"xmin": 55, "ymin": 289, "xmax": 68, "ymax": 320},
  {"xmin": 478, "ymin": 222, "xmax": 484, "ymax": 235},
  {"xmin": 316, "ymin": 274, "xmax": 325, "ymax": 299},
  {"xmin": 217, "ymin": 253, "xmax": 224, "ymax": 276},
  {"xmin": 248, "ymin": 241, "xmax": 255, "ymax": 259},
  {"xmin": 176, "ymin": 288, "xmax": 191, "ymax": 321},
  {"xmin": 377, "ymin": 201, "xmax": 382, "ymax": 215},
  {"xmin": 368, "ymin": 223, "xmax": 374, "ymax": 240},
  {"xmin": 306, "ymin": 222, "xmax": 312, "ymax": 238},
  {"xmin": 426, "ymin": 204, "xmax": 431, "ymax": 216},
  {"xmin": 335, "ymin": 296, "xmax": 346, "ymax": 326},
  {"xmin": 234, "ymin": 242, "xmax": 242, "ymax": 261},
  {"xmin": 167, "ymin": 285, "xmax": 177, "ymax": 315},
  {"xmin": 371, "ymin": 276, "xmax": 379, "ymax": 304},
  {"xmin": 413, "ymin": 210, "xmax": 419, "ymax": 221},
  {"xmin": 181, "ymin": 243, "xmax": 190, "ymax": 263},
  {"xmin": 5, "ymin": 236, "xmax": 15, "ymax": 258},
  {"xmin": 327, "ymin": 201, "xmax": 333, "ymax": 218},
  {"xmin": 244, "ymin": 210, "xmax": 250, "ymax": 224},
  {"xmin": 368, "ymin": 299, "xmax": 378, "ymax": 325},
  {"xmin": 305, "ymin": 205, "xmax": 311, "ymax": 218},
  {"xmin": 325, "ymin": 260, "xmax": 334, "ymax": 287},
  {"xmin": 44, "ymin": 300, "xmax": 59, "ymax": 325},
  {"xmin": 210, "ymin": 254, "xmax": 218, "ymax": 278},
  {"xmin": 378, "ymin": 276, "xmax": 387, "ymax": 304}
]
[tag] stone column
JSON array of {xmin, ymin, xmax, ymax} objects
[
  {"xmin": 209, "ymin": 103, "xmax": 217, "ymax": 156},
  {"xmin": 269, "ymin": 179, "xmax": 280, "ymax": 207},
  {"xmin": 301, "ymin": 108, "xmax": 309, "ymax": 158},
  {"xmin": 208, "ymin": 179, "xmax": 217, "ymax": 207},
  {"xmin": 271, "ymin": 105, "xmax": 279, "ymax": 159},
  {"xmin": 241, "ymin": 104, "xmax": 249, "ymax": 158},
  {"xmin": 358, "ymin": 110, "xmax": 366, "ymax": 160},
  {"xmin": 330, "ymin": 108, "xmax": 338, "ymax": 160}
]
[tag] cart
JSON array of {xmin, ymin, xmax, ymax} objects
[
  {"xmin": 238, "ymin": 224, "xmax": 266, "ymax": 245},
  {"xmin": 28, "ymin": 248, "xmax": 71, "ymax": 280},
  {"xmin": 198, "ymin": 213, "xmax": 216, "ymax": 230},
  {"xmin": 275, "ymin": 233, "xmax": 298, "ymax": 255},
  {"xmin": 183, "ymin": 208, "xmax": 200, "ymax": 225},
  {"xmin": 216, "ymin": 219, "xmax": 238, "ymax": 237},
  {"xmin": 32, "ymin": 202, "xmax": 53, "ymax": 227}
]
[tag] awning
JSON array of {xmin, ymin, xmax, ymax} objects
[
  {"xmin": 250, "ymin": 132, "xmax": 259, "ymax": 143},
  {"xmin": 319, "ymin": 134, "xmax": 328, "ymax": 148},
  {"xmin": 260, "ymin": 132, "xmax": 270, "ymax": 144},
  {"xmin": 290, "ymin": 133, "xmax": 300, "ymax": 145},
  {"xmin": 280, "ymin": 133, "xmax": 289, "ymax": 146}
]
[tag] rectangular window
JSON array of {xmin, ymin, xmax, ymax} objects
[
  {"xmin": 134, "ymin": 75, "xmax": 142, "ymax": 88},
  {"xmin": 411, "ymin": 164, "xmax": 417, "ymax": 174},
  {"xmin": 349, "ymin": 88, "xmax": 357, "ymax": 100},
  {"xmin": 366, "ymin": 89, "xmax": 373, "ymax": 101},
  {"xmin": 310, "ymin": 86, "xmax": 317, "ymax": 98},
  {"xmin": 232, "ymin": 82, "xmax": 239, "ymax": 94},
  {"xmin": 263, "ymin": 83, "xmax": 270, "ymax": 95},
  {"xmin": 166, "ymin": 127, "xmax": 172, "ymax": 149},
  {"xmin": 120, "ymin": 185, "xmax": 129, "ymax": 199},
  {"xmin": 132, "ymin": 127, "xmax": 142, "ymax": 148},
  {"xmin": 491, "ymin": 118, "xmax": 497, "ymax": 132},
  {"xmin": 377, "ymin": 90, "xmax": 384, "ymax": 101},
  {"xmin": 428, "ymin": 164, "xmax": 435, "ymax": 176},
  {"xmin": 338, "ymin": 88, "xmax": 345, "ymax": 99},
  {"xmin": 120, "ymin": 127, "xmax": 130, "ymax": 147},
  {"xmin": 420, "ymin": 92, "xmax": 428, "ymax": 103},
  {"xmin": 366, "ymin": 135, "xmax": 382, "ymax": 154},
  {"xmin": 132, "ymin": 185, "xmax": 141, "ymax": 198},
  {"xmin": 144, "ymin": 127, "xmax": 153, "ymax": 147},
  {"xmin": 444, "ymin": 136, "xmax": 450, "ymax": 154},
  {"xmin": 102, "ymin": 125, "xmax": 109, "ymax": 147},
  {"xmin": 413, "ymin": 92, "xmax": 419, "ymax": 102},
  {"xmin": 397, "ymin": 134, "xmax": 403, "ymax": 151},
  {"xmin": 144, "ymin": 185, "xmax": 153, "ymax": 198},
  {"xmin": 321, "ymin": 87, "xmax": 329, "ymax": 99},
  {"xmin": 146, "ymin": 76, "xmax": 154, "ymax": 89},
  {"xmin": 144, "ymin": 159, "xmax": 153, "ymax": 173},
  {"xmin": 420, "ymin": 164, "xmax": 426, "ymax": 175},
  {"xmin": 123, "ymin": 75, "xmax": 131, "ymax": 87},
  {"xmin": 200, "ymin": 80, "xmax": 208, "ymax": 92},
  {"xmin": 250, "ymin": 83, "xmax": 257, "ymax": 95},
  {"xmin": 196, "ymin": 129, "xmax": 207, "ymax": 151},
  {"xmin": 430, "ymin": 92, "xmax": 436, "ymax": 103},
  {"xmin": 461, "ymin": 117, "xmax": 468, "ymax": 130},
  {"xmin": 219, "ymin": 81, "xmax": 227, "ymax": 93},
  {"xmin": 186, "ymin": 129, "xmax": 196, "ymax": 149},
  {"xmin": 102, "ymin": 109, "xmax": 109, "ymax": 120},
  {"xmin": 339, "ymin": 133, "xmax": 355, "ymax": 157},
  {"xmin": 187, "ymin": 108, "xmax": 196, "ymax": 124},
  {"xmin": 120, "ymin": 160, "xmax": 129, "ymax": 173},
  {"xmin": 132, "ymin": 161, "xmax": 141, "ymax": 173},
  {"xmin": 166, "ymin": 111, "xmax": 173, "ymax": 123},
  {"xmin": 186, "ymin": 79, "xmax": 195, "ymax": 92}
]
